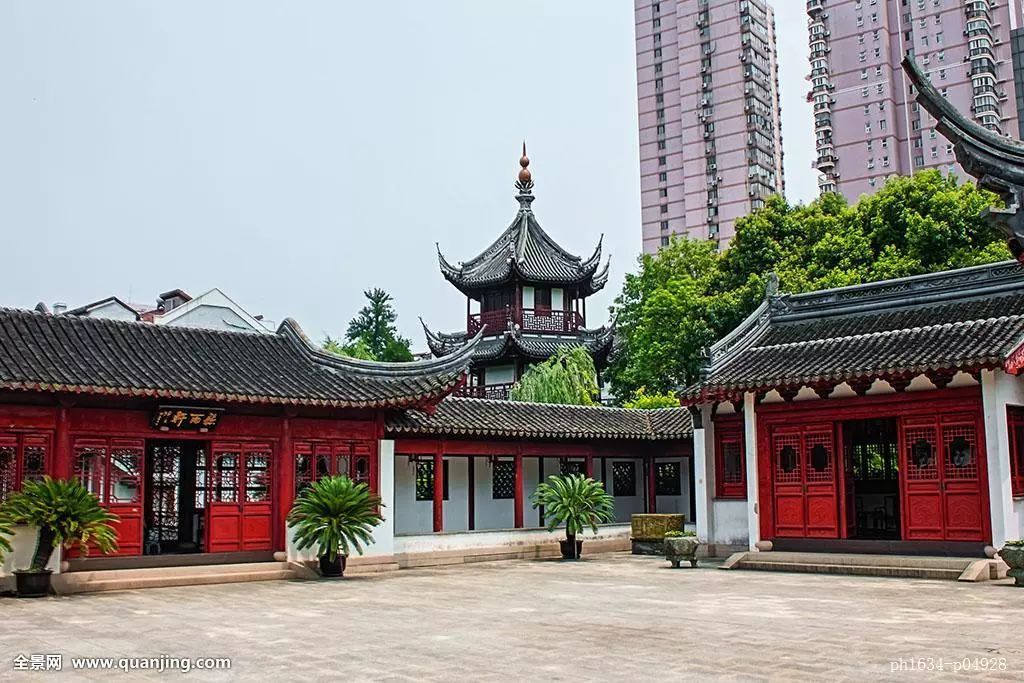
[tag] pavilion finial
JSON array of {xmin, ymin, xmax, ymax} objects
[{"xmin": 515, "ymin": 141, "xmax": 535, "ymax": 210}]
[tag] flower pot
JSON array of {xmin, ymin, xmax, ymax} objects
[
  {"xmin": 319, "ymin": 554, "xmax": 347, "ymax": 578},
  {"xmin": 14, "ymin": 569, "xmax": 53, "ymax": 598},
  {"xmin": 665, "ymin": 537, "xmax": 700, "ymax": 568},
  {"xmin": 559, "ymin": 539, "xmax": 583, "ymax": 560},
  {"xmin": 999, "ymin": 545, "xmax": 1024, "ymax": 586}
]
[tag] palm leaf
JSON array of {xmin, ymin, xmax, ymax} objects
[
  {"xmin": 530, "ymin": 474, "xmax": 616, "ymax": 539},
  {"xmin": 287, "ymin": 476, "xmax": 383, "ymax": 562}
]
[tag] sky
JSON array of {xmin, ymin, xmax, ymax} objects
[{"xmin": 0, "ymin": 1, "xmax": 816, "ymax": 350}]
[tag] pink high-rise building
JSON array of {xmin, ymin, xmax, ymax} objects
[
  {"xmin": 808, "ymin": 0, "xmax": 1023, "ymax": 200},
  {"xmin": 635, "ymin": 0, "xmax": 785, "ymax": 253}
]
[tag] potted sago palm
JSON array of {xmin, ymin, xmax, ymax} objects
[
  {"xmin": 287, "ymin": 475, "xmax": 383, "ymax": 577},
  {"xmin": 531, "ymin": 474, "xmax": 615, "ymax": 560},
  {"xmin": 1, "ymin": 477, "xmax": 119, "ymax": 598}
]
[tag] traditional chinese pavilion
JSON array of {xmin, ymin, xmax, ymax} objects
[{"xmin": 422, "ymin": 147, "xmax": 614, "ymax": 399}]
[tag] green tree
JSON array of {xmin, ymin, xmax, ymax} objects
[
  {"xmin": 509, "ymin": 346, "xmax": 599, "ymax": 405},
  {"xmin": 622, "ymin": 387, "xmax": 680, "ymax": 409},
  {"xmin": 608, "ymin": 171, "xmax": 1005, "ymax": 400},
  {"xmin": 323, "ymin": 288, "xmax": 414, "ymax": 362}
]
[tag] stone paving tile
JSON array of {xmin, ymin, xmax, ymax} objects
[{"xmin": 1, "ymin": 554, "xmax": 1022, "ymax": 681}]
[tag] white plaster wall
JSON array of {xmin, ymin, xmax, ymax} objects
[
  {"xmin": 653, "ymin": 457, "xmax": 691, "ymax": 518},
  {"xmin": 443, "ymin": 458, "xmax": 470, "ymax": 532},
  {"xmin": 1, "ymin": 526, "xmax": 62, "ymax": 591},
  {"xmin": 84, "ymin": 301, "xmax": 138, "ymax": 322},
  {"xmin": 982, "ymin": 369, "xmax": 1024, "ymax": 546},
  {"xmin": 162, "ymin": 305, "xmax": 254, "ymax": 333},
  {"xmin": 394, "ymin": 454, "xmax": 433, "ymax": 535},
  {"xmin": 473, "ymin": 458, "xmax": 515, "ymax": 530},
  {"xmin": 395, "ymin": 523, "xmax": 630, "ymax": 554},
  {"xmin": 711, "ymin": 500, "xmax": 750, "ymax": 546},
  {"xmin": 484, "ymin": 365, "xmax": 515, "ymax": 385},
  {"xmin": 607, "ymin": 458, "xmax": 645, "ymax": 522}
]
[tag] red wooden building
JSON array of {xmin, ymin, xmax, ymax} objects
[
  {"xmin": 0, "ymin": 308, "xmax": 478, "ymax": 560},
  {"xmin": 682, "ymin": 262, "xmax": 1024, "ymax": 556}
]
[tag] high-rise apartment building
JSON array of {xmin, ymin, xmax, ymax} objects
[
  {"xmin": 634, "ymin": 0, "xmax": 785, "ymax": 254},
  {"xmin": 808, "ymin": 0, "xmax": 1022, "ymax": 200}
]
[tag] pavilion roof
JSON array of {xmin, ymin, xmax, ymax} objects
[
  {"xmin": 421, "ymin": 320, "xmax": 615, "ymax": 366},
  {"xmin": 0, "ymin": 308, "xmax": 480, "ymax": 409},
  {"xmin": 385, "ymin": 397, "xmax": 692, "ymax": 441},
  {"xmin": 436, "ymin": 149, "xmax": 610, "ymax": 297},
  {"xmin": 682, "ymin": 261, "xmax": 1024, "ymax": 402}
]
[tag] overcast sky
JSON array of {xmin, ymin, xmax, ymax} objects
[{"xmin": 0, "ymin": 2, "xmax": 815, "ymax": 349}]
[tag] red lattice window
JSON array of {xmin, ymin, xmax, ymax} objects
[
  {"xmin": 1009, "ymin": 407, "xmax": 1024, "ymax": 497},
  {"xmin": 108, "ymin": 441, "xmax": 143, "ymax": 504},
  {"xmin": 804, "ymin": 432, "xmax": 833, "ymax": 483},
  {"xmin": 294, "ymin": 441, "xmax": 374, "ymax": 495},
  {"xmin": 943, "ymin": 422, "xmax": 978, "ymax": 481},
  {"xmin": 904, "ymin": 426, "xmax": 939, "ymax": 481},
  {"xmin": 0, "ymin": 432, "xmax": 51, "ymax": 503},
  {"xmin": 774, "ymin": 433, "xmax": 802, "ymax": 484},
  {"xmin": 245, "ymin": 450, "xmax": 272, "ymax": 503},
  {"xmin": 715, "ymin": 419, "xmax": 746, "ymax": 499},
  {"xmin": 74, "ymin": 443, "xmax": 108, "ymax": 500},
  {"xmin": 212, "ymin": 450, "xmax": 240, "ymax": 503}
]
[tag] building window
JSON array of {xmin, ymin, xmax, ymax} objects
[
  {"xmin": 559, "ymin": 459, "xmax": 585, "ymax": 476},
  {"xmin": 1009, "ymin": 407, "xmax": 1024, "ymax": 496},
  {"xmin": 0, "ymin": 432, "xmax": 50, "ymax": 503},
  {"xmin": 660, "ymin": 235, "xmax": 670, "ymax": 247},
  {"xmin": 655, "ymin": 461, "xmax": 681, "ymax": 496},
  {"xmin": 715, "ymin": 420, "xmax": 746, "ymax": 499},
  {"xmin": 612, "ymin": 461, "xmax": 636, "ymax": 497},
  {"xmin": 492, "ymin": 460, "xmax": 515, "ymax": 499},
  {"xmin": 415, "ymin": 460, "xmax": 449, "ymax": 501}
]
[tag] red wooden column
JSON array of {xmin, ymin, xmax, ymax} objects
[
  {"xmin": 54, "ymin": 402, "xmax": 72, "ymax": 480},
  {"xmin": 432, "ymin": 445, "xmax": 444, "ymax": 533},
  {"xmin": 277, "ymin": 415, "xmax": 295, "ymax": 551},
  {"xmin": 646, "ymin": 455, "xmax": 658, "ymax": 514},
  {"xmin": 513, "ymin": 451, "xmax": 524, "ymax": 528},
  {"xmin": 585, "ymin": 454, "xmax": 594, "ymax": 479}
]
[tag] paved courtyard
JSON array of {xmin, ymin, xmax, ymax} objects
[{"xmin": 1, "ymin": 554, "xmax": 1022, "ymax": 681}]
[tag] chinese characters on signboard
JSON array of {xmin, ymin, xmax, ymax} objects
[{"xmin": 151, "ymin": 406, "xmax": 222, "ymax": 432}]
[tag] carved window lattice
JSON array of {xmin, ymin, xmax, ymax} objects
[
  {"xmin": 655, "ymin": 461, "xmax": 681, "ymax": 496},
  {"xmin": 905, "ymin": 427, "xmax": 938, "ymax": 480},
  {"xmin": 943, "ymin": 423, "xmax": 977, "ymax": 480},
  {"xmin": 213, "ymin": 452, "xmax": 239, "ymax": 503},
  {"xmin": 560, "ymin": 460, "xmax": 585, "ymax": 476},
  {"xmin": 245, "ymin": 451, "xmax": 272, "ymax": 503},
  {"xmin": 109, "ymin": 446, "xmax": 142, "ymax": 503},
  {"xmin": 74, "ymin": 446, "xmax": 107, "ymax": 500},
  {"xmin": 721, "ymin": 441, "xmax": 744, "ymax": 484},
  {"xmin": 416, "ymin": 461, "xmax": 449, "ymax": 501},
  {"xmin": 0, "ymin": 442, "xmax": 15, "ymax": 503},
  {"xmin": 804, "ymin": 433, "xmax": 833, "ymax": 483},
  {"xmin": 492, "ymin": 460, "xmax": 515, "ymax": 499},
  {"xmin": 612, "ymin": 461, "xmax": 636, "ymax": 497},
  {"xmin": 774, "ymin": 434, "xmax": 801, "ymax": 483},
  {"xmin": 1009, "ymin": 407, "xmax": 1024, "ymax": 496}
]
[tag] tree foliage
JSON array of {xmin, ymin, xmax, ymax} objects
[
  {"xmin": 607, "ymin": 171, "xmax": 1005, "ymax": 399},
  {"xmin": 323, "ymin": 288, "xmax": 413, "ymax": 362},
  {"xmin": 622, "ymin": 387, "xmax": 681, "ymax": 410},
  {"xmin": 509, "ymin": 346, "xmax": 599, "ymax": 406}
]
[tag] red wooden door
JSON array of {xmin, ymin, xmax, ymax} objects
[
  {"xmin": 206, "ymin": 442, "xmax": 274, "ymax": 553},
  {"xmin": 207, "ymin": 444, "xmax": 242, "ymax": 553},
  {"xmin": 771, "ymin": 425, "xmax": 839, "ymax": 538},
  {"xmin": 900, "ymin": 414, "xmax": 987, "ymax": 542},
  {"xmin": 772, "ymin": 429, "xmax": 805, "ymax": 537},
  {"xmin": 72, "ymin": 438, "xmax": 144, "ymax": 557}
]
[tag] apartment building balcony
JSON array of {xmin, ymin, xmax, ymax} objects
[
  {"xmin": 815, "ymin": 153, "xmax": 837, "ymax": 171},
  {"xmin": 807, "ymin": 0, "xmax": 825, "ymax": 15},
  {"xmin": 467, "ymin": 308, "xmax": 585, "ymax": 336}
]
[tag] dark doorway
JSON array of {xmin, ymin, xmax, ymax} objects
[
  {"xmin": 842, "ymin": 418, "xmax": 900, "ymax": 540},
  {"xmin": 145, "ymin": 441, "xmax": 209, "ymax": 554}
]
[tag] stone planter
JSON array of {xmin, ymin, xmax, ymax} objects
[
  {"xmin": 630, "ymin": 514, "xmax": 685, "ymax": 555},
  {"xmin": 665, "ymin": 537, "xmax": 700, "ymax": 568},
  {"xmin": 999, "ymin": 544, "xmax": 1024, "ymax": 586}
]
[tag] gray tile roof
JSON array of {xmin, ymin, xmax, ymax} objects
[
  {"xmin": 385, "ymin": 397, "xmax": 692, "ymax": 441},
  {"xmin": 422, "ymin": 322, "xmax": 615, "ymax": 365},
  {"xmin": 685, "ymin": 261, "xmax": 1024, "ymax": 401},
  {"xmin": 0, "ymin": 308, "xmax": 480, "ymax": 408},
  {"xmin": 437, "ymin": 192, "xmax": 609, "ymax": 296}
]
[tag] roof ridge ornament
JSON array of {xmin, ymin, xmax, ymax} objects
[{"xmin": 515, "ymin": 141, "xmax": 535, "ymax": 211}]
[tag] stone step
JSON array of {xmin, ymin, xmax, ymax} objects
[
  {"xmin": 54, "ymin": 562, "xmax": 301, "ymax": 595},
  {"xmin": 720, "ymin": 552, "xmax": 1005, "ymax": 582},
  {"xmin": 735, "ymin": 559, "xmax": 964, "ymax": 581}
]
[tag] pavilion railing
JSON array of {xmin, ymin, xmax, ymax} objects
[
  {"xmin": 455, "ymin": 383, "xmax": 515, "ymax": 400},
  {"xmin": 467, "ymin": 308, "xmax": 584, "ymax": 336}
]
